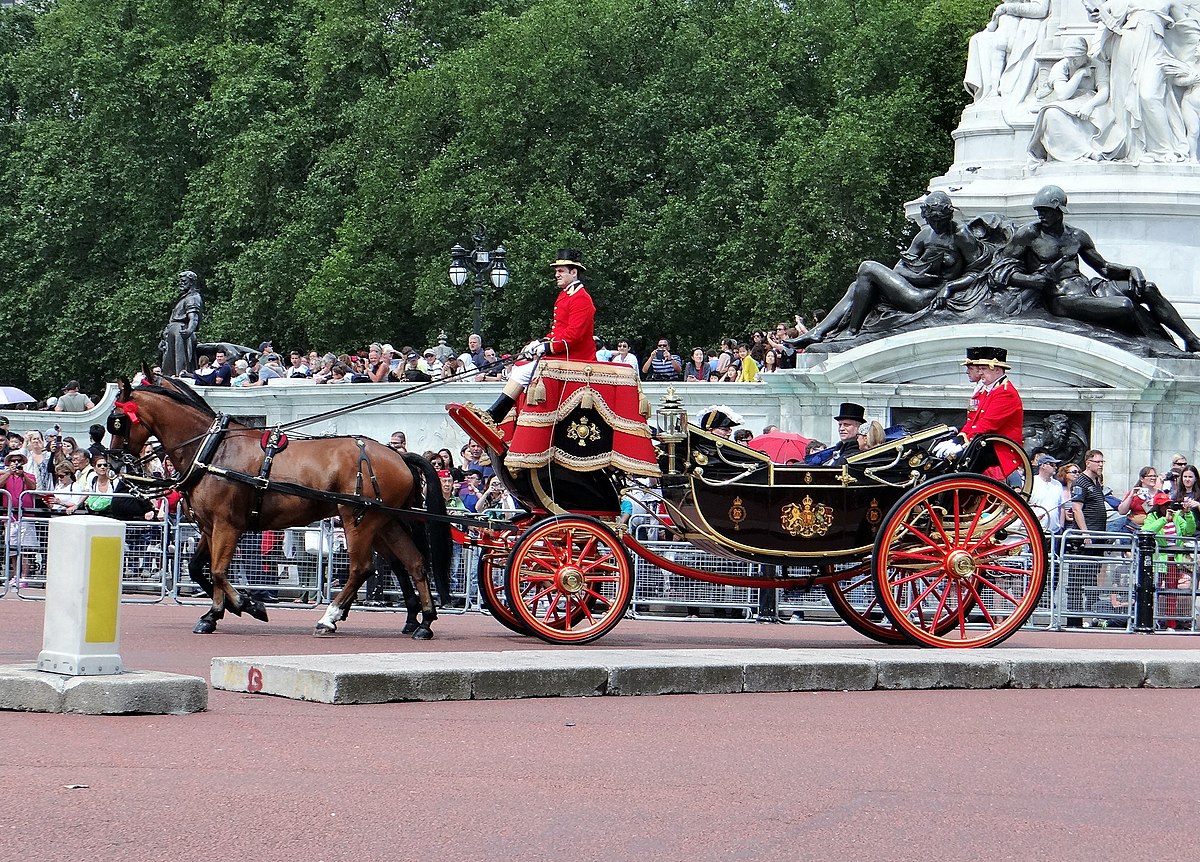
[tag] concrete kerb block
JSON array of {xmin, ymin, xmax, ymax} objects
[
  {"xmin": 1005, "ymin": 650, "xmax": 1147, "ymax": 689},
  {"xmin": 1143, "ymin": 651, "xmax": 1200, "ymax": 688},
  {"xmin": 743, "ymin": 650, "xmax": 877, "ymax": 692},
  {"xmin": 874, "ymin": 652, "xmax": 1013, "ymax": 690},
  {"xmin": 60, "ymin": 671, "xmax": 208, "ymax": 715},
  {"xmin": 0, "ymin": 665, "xmax": 207, "ymax": 715},
  {"xmin": 603, "ymin": 650, "xmax": 747, "ymax": 696},
  {"xmin": 0, "ymin": 667, "xmax": 68, "ymax": 712},
  {"xmin": 336, "ymin": 669, "xmax": 474, "ymax": 704}
]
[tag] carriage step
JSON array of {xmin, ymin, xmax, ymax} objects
[{"xmin": 210, "ymin": 648, "xmax": 1200, "ymax": 704}]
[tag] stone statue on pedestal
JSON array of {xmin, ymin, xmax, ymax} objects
[
  {"xmin": 160, "ymin": 270, "xmax": 204, "ymax": 376},
  {"xmin": 790, "ymin": 192, "xmax": 991, "ymax": 347},
  {"xmin": 965, "ymin": 0, "xmax": 1052, "ymax": 109},
  {"xmin": 993, "ymin": 185, "xmax": 1200, "ymax": 351}
]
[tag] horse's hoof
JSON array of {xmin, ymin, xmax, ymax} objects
[
  {"xmin": 193, "ymin": 619, "xmax": 217, "ymax": 635},
  {"xmin": 314, "ymin": 623, "xmax": 336, "ymax": 637},
  {"xmin": 401, "ymin": 620, "xmax": 419, "ymax": 635},
  {"xmin": 243, "ymin": 600, "xmax": 270, "ymax": 623},
  {"xmin": 411, "ymin": 626, "xmax": 434, "ymax": 641}
]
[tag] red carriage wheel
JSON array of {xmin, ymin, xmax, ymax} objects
[
  {"xmin": 477, "ymin": 548, "xmax": 530, "ymax": 636},
  {"xmin": 823, "ymin": 562, "xmax": 908, "ymax": 644},
  {"xmin": 824, "ymin": 562, "xmax": 965, "ymax": 645},
  {"xmin": 873, "ymin": 473, "xmax": 1047, "ymax": 648},
  {"xmin": 505, "ymin": 515, "xmax": 633, "ymax": 645}
]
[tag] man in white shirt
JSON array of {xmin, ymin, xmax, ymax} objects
[
  {"xmin": 611, "ymin": 338, "xmax": 639, "ymax": 372},
  {"xmin": 1029, "ymin": 453, "xmax": 1064, "ymax": 534}
]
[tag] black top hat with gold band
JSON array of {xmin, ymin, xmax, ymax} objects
[
  {"xmin": 698, "ymin": 405, "xmax": 742, "ymax": 432},
  {"xmin": 549, "ymin": 249, "xmax": 586, "ymax": 271},
  {"xmin": 961, "ymin": 346, "xmax": 987, "ymax": 366},
  {"xmin": 966, "ymin": 346, "xmax": 1010, "ymax": 369}
]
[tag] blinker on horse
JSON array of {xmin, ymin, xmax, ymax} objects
[{"xmin": 107, "ymin": 371, "xmax": 452, "ymax": 639}]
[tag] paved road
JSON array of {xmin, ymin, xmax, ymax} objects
[{"xmin": 2, "ymin": 598, "xmax": 1197, "ymax": 861}]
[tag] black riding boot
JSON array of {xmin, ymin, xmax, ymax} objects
[{"xmin": 487, "ymin": 393, "xmax": 515, "ymax": 424}]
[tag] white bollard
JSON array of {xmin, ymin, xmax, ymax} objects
[{"xmin": 37, "ymin": 516, "xmax": 126, "ymax": 676}]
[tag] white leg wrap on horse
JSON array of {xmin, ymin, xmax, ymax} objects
[{"xmin": 318, "ymin": 603, "xmax": 346, "ymax": 629}]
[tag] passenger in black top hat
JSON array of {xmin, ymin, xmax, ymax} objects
[
  {"xmin": 697, "ymin": 406, "xmax": 742, "ymax": 439},
  {"xmin": 805, "ymin": 402, "xmax": 868, "ymax": 466}
]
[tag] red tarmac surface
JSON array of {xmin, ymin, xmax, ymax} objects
[{"xmin": 2, "ymin": 596, "xmax": 1199, "ymax": 861}]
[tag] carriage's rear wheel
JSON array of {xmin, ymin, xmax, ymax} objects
[
  {"xmin": 505, "ymin": 515, "xmax": 632, "ymax": 645},
  {"xmin": 477, "ymin": 548, "xmax": 530, "ymax": 636},
  {"xmin": 873, "ymin": 473, "xmax": 1046, "ymax": 648},
  {"xmin": 823, "ymin": 562, "xmax": 908, "ymax": 644},
  {"xmin": 823, "ymin": 561, "xmax": 966, "ymax": 645}
]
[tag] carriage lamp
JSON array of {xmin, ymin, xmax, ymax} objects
[
  {"xmin": 656, "ymin": 386, "xmax": 687, "ymax": 444},
  {"xmin": 448, "ymin": 226, "xmax": 509, "ymax": 343}
]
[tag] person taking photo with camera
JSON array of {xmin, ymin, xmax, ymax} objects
[
  {"xmin": 474, "ymin": 475, "xmax": 517, "ymax": 515},
  {"xmin": 641, "ymin": 337, "xmax": 682, "ymax": 382}
]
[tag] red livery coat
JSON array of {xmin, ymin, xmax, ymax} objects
[
  {"xmin": 545, "ymin": 281, "xmax": 596, "ymax": 362},
  {"xmin": 961, "ymin": 375, "xmax": 1024, "ymax": 478}
]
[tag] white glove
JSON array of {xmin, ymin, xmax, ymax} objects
[
  {"xmin": 521, "ymin": 340, "xmax": 542, "ymax": 358},
  {"xmin": 932, "ymin": 440, "xmax": 964, "ymax": 459},
  {"xmin": 531, "ymin": 340, "xmax": 548, "ymax": 356}
]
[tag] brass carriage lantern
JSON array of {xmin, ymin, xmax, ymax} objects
[{"xmin": 656, "ymin": 386, "xmax": 687, "ymax": 473}]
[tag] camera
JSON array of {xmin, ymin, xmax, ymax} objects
[{"xmin": 1169, "ymin": 502, "xmax": 1185, "ymax": 511}]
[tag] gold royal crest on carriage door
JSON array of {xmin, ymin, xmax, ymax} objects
[{"xmin": 780, "ymin": 496, "xmax": 834, "ymax": 538}]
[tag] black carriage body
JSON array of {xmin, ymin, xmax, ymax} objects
[{"xmin": 660, "ymin": 425, "xmax": 954, "ymax": 567}]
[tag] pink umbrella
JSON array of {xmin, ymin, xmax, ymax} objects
[{"xmin": 748, "ymin": 431, "xmax": 811, "ymax": 464}]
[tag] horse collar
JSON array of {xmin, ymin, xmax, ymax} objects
[{"xmin": 177, "ymin": 414, "xmax": 231, "ymax": 491}]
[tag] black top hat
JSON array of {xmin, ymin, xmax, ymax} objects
[
  {"xmin": 549, "ymin": 249, "xmax": 586, "ymax": 271},
  {"xmin": 969, "ymin": 346, "xmax": 1011, "ymax": 369},
  {"xmin": 699, "ymin": 406, "xmax": 742, "ymax": 432},
  {"xmin": 961, "ymin": 346, "xmax": 987, "ymax": 366},
  {"xmin": 834, "ymin": 402, "xmax": 866, "ymax": 423}
]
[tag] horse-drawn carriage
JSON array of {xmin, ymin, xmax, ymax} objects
[
  {"xmin": 107, "ymin": 361, "xmax": 1044, "ymax": 648},
  {"xmin": 448, "ymin": 358, "xmax": 1045, "ymax": 649}
]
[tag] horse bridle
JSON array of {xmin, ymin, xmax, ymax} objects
[{"xmin": 106, "ymin": 399, "xmax": 229, "ymax": 492}]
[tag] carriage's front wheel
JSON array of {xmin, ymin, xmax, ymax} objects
[
  {"xmin": 505, "ymin": 516, "xmax": 632, "ymax": 645},
  {"xmin": 822, "ymin": 562, "xmax": 908, "ymax": 644},
  {"xmin": 873, "ymin": 473, "xmax": 1046, "ymax": 648},
  {"xmin": 477, "ymin": 548, "xmax": 530, "ymax": 636}
]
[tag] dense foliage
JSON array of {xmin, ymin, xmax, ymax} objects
[{"xmin": 0, "ymin": 0, "xmax": 991, "ymax": 396}]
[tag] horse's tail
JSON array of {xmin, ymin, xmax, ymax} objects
[{"xmin": 402, "ymin": 452, "xmax": 453, "ymax": 605}]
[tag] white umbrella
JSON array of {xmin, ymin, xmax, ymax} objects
[{"xmin": 0, "ymin": 386, "xmax": 36, "ymax": 405}]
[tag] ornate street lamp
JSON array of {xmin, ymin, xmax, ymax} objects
[{"xmin": 449, "ymin": 225, "xmax": 509, "ymax": 342}]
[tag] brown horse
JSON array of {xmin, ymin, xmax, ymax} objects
[{"xmin": 107, "ymin": 372, "xmax": 451, "ymax": 638}]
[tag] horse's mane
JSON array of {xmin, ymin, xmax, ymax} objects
[{"xmin": 137, "ymin": 376, "xmax": 217, "ymax": 417}]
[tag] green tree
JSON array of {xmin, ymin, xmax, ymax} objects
[{"xmin": 0, "ymin": 0, "xmax": 990, "ymax": 394}]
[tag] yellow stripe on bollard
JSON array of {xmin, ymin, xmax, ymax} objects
[{"xmin": 85, "ymin": 536, "xmax": 122, "ymax": 644}]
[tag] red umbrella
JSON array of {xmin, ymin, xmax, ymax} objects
[{"xmin": 748, "ymin": 431, "xmax": 812, "ymax": 464}]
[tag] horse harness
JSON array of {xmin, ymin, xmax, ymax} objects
[{"xmin": 109, "ymin": 403, "xmax": 502, "ymax": 533}]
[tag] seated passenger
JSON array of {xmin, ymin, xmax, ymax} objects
[{"xmin": 805, "ymin": 402, "xmax": 866, "ymax": 466}]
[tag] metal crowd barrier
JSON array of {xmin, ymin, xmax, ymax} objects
[{"xmin": 3, "ymin": 500, "xmax": 1197, "ymax": 635}]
